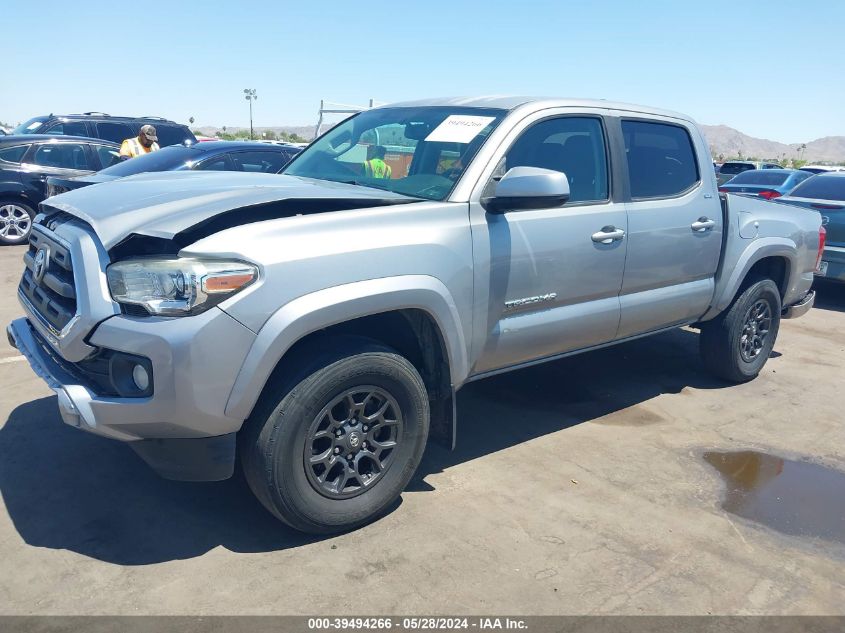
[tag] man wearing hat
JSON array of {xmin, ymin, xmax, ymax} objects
[{"xmin": 119, "ymin": 124, "xmax": 160, "ymax": 159}]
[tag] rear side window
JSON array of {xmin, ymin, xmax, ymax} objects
[
  {"xmin": 623, "ymin": 121, "xmax": 699, "ymax": 198},
  {"xmin": 195, "ymin": 155, "xmax": 234, "ymax": 171},
  {"xmin": 93, "ymin": 144, "xmax": 121, "ymax": 169},
  {"xmin": 231, "ymin": 150, "xmax": 288, "ymax": 173},
  {"xmin": 788, "ymin": 176, "xmax": 845, "ymax": 201},
  {"xmin": 96, "ymin": 122, "xmax": 134, "ymax": 144},
  {"xmin": 154, "ymin": 125, "xmax": 192, "ymax": 147},
  {"xmin": 504, "ymin": 116, "xmax": 609, "ymax": 203},
  {"xmin": 42, "ymin": 121, "xmax": 88, "ymax": 137},
  {"xmin": 0, "ymin": 145, "xmax": 29, "ymax": 163}
]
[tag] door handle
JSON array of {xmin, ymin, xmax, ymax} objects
[
  {"xmin": 691, "ymin": 217, "xmax": 716, "ymax": 232},
  {"xmin": 591, "ymin": 226, "xmax": 625, "ymax": 244}
]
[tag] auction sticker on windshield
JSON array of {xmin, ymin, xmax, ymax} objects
[{"xmin": 425, "ymin": 115, "xmax": 496, "ymax": 143}]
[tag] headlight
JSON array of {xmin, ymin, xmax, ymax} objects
[{"xmin": 106, "ymin": 257, "xmax": 258, "ymax": 316}]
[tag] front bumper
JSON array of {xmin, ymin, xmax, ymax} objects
[{"xmin": 7, "ymin": 307, "xmax": 256, "ymax": 481}]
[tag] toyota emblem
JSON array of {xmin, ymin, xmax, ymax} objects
[{"xmin": 33, "ymin": 246, "xmax": 50, "ymax": 283}]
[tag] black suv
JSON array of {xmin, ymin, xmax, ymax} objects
[
  {"xmin": 12, "ymin": 113, "xmax": 196, "ymax": 147},
  {"xmin": 0, "ymin": 135, "xmax": 120, "ymax": 245}
]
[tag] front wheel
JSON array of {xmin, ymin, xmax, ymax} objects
[
  {"xmin": 240, "ymin": 341, "xmax": 429, "ymax": 533},
  {"xmin": 700, "ymin": 277, "xmax": 781, "ymax": 383}
]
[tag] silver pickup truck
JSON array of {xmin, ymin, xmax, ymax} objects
[{"xmin": 7, "ymin": 97, "xmax": 823, "ymax": 533}]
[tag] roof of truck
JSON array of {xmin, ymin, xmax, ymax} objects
[{"xmin": 386, "ymin": 96, "xmax": 693, "ymax": 122}]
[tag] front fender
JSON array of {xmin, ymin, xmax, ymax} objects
[
  {"xmin": 224, "ymin": 275, "xmax": 469, "ymax": 421},
  {"xmin": 702, "ymin": 237, "xmax": 796, "ymax": 320}
]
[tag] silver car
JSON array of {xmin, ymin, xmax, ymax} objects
[{"xmin": 8, "ymin": 97, "xmax": 821, "ymax": 533}]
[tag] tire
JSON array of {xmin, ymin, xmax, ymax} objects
[
  {"xmin": 240, "ymin": 339, "xmax": 429, "ymax": 534},
  {"xmin": 0, "ymin": 199, "xmax": 35, "ymax": 246},
  {"xmin": 700, "ymin": 277, "xmax": 782, "ymax": 383}
]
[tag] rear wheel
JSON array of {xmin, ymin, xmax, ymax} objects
[
  {"xmin": 0, "ymin": 200, "xmax": 35, "ymax": 246},
  {"xmin": 700, "ymin": 277, "xmax": 781, "ymax": 383},
  {"xmin": 240, "ymin": 340, "xmax": 429, "ymax": 533}
]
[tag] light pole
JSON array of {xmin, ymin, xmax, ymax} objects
[{"xmin": 244, "ymin": 88, "xmax": 257, "ymax": 140}]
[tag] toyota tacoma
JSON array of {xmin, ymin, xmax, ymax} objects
[{"xmin": 7, "ymin": 97, "xmax": 823, "ymax": 533}]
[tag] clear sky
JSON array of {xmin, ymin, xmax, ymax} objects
[{"xmin": 3, "ymin": 0, "xmax": 843, "ymax": 143}]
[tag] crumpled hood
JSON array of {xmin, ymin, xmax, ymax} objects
[{"xmin": 43, "ymin": 171, "xmax": 414, "ymax": 249}]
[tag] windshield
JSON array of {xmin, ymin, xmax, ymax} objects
[
  {"xmin": 283, "ymin": 106, "xmax": 506, "ymax": 201},
  {"xmin": 788, "ymin": 175, "xmax": 845, "ymax": 201},
  {"xmin": 727, "ymin": 171, "xmax": 790, "ymax": 186},
  {"xmin": 98, "ymin": 145, "xmax": 201, "ymax": 177},
  {"xmin": 13, "ymin": 117, "xmax": 48, "ymax": 134}
]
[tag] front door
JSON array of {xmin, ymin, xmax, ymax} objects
[{"xmin": 469, "ymin": 113, "xmax": 627, "ymax": 376}]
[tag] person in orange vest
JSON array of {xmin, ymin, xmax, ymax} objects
[
  {"xmin": 119, "ymin": 125, "xmax": 160, "ymax": 159},
  {"xmin": 363, "ymin": 145, "xmax": 392, "ymax": 179}
]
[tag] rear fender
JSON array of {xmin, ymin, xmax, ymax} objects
[{"xmin": 702, "ymin": 238, "xmax": 796, "ymax": 320}]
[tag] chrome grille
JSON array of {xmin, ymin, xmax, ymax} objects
[{"xmin": 19, "ymin": 227, "xmax": 77, "ymax": 332}]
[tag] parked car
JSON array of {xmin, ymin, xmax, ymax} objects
[
  {"xmin": 0, "ymin": 135, "xmax": 120, "ymax": 245},
  {"xmin": 800, "ymin": 164, "xmax": 845, "ymax": 175},
  {"xmin": 12, "ymin": 113, "xmax": 195, "ymax": 147},
  {"xmin": 716, "ymin": 160, "xmax": 781, "ymax": 186},
  {"xmin": 8, "ymin": 97, "xmax": 821, "ymax": 533},
  {"xmin": 777, "ymin": 172, "xmax": 845, "ymax": 282},
  {"xmin": 47, "ymin": 141, "xmax": 301, "ymax": 196},
  {"xmin": 717, "ymin": 168, "xmax": 813, "ymax": 199}
]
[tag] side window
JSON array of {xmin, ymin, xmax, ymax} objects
[
  {"xmin": 0, "ymin": 145, "xmax": 30, "ymax": 164},
  {"xmin": 622, "ymin": 120, "xmax": 699, "ymax": 198},
  {"xmin": 230, "ymin": 151, "xmax": 287, "ymax": 173},
  {"xmin": 155, "ymin": 125, "xmax": 191, "ymax": 147},
  {"xmin": 31, "ymin": 144, "xmax": 93, "ymax": 170},
  {"xmin": 504, "ymin": 117, "xmax": 609, "ymax": 203},
  {"xmin": 42, "ymin": 121, "xmax": 88, "ymax": 137},
  {"xmin": 93, "ymin": 144, "xmax": 121, "ymax": 169},
  {"xmin": 96, "ymin": 122, "xmax": 134, "ymax": 144},
  {"xmin": 194, "ymin": 155, "xmax": 234, "ymax": 171}
]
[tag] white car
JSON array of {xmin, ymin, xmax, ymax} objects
[{"xmin": 800, "ymin": 164, "xmax": 845, "ymax": 174}]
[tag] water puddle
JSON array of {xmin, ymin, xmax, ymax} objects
[{"xmin": 703, "ymin": 450, "xmax": 845, "ymax": 545}]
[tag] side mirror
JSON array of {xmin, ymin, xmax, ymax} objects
[{"xmin": 483, "ymin": 166, "xmax": 570, "ymax": 213}]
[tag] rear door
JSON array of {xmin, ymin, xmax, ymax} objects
[
  {"xmin": 615, "ymin": 116, "xmax": 723, "ymax": 338},
  {"xmin": 21, "ymin": 142, "xmax": 97, "ymax": 199}
]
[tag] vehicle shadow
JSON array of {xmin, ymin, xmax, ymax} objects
[
  {"xmin": 812, "ymin": 280, "xmax": 845, "ymax": 313},
  {"xmin": 413, "ymin": 327, "xmax": 726, "ymax": 486},
  {"xmin": 0, "ymin": 327, "xmax": 727, "ymax": 565},
  {"xmin": 0, "ymin": 397, "xmax": 324, "ymax": 565}
]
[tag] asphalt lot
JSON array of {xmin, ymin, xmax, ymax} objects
[{"xmin": 0, "ymin": 242, "xmax": 843, "ymax": 615}]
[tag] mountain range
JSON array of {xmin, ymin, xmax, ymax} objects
[
  {"xmin": 700, "ymin": 125, "xmax": 845, "ymax": 163},
  {"xmin": 196, "ymin": 124, "xmax": 845, "ymax": 164}
]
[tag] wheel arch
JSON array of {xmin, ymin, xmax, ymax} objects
[
  {"xmin": 225, "ymin": 276, "xmax": 468, "ymax": 448},
  {"xmin": 703, "ymin": 239, "xmax": 796, "ymax": 321}
]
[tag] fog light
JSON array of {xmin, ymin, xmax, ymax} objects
[{"xmin": 132, "ymin": 364, "xmax": 150, "ymax": 391}]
